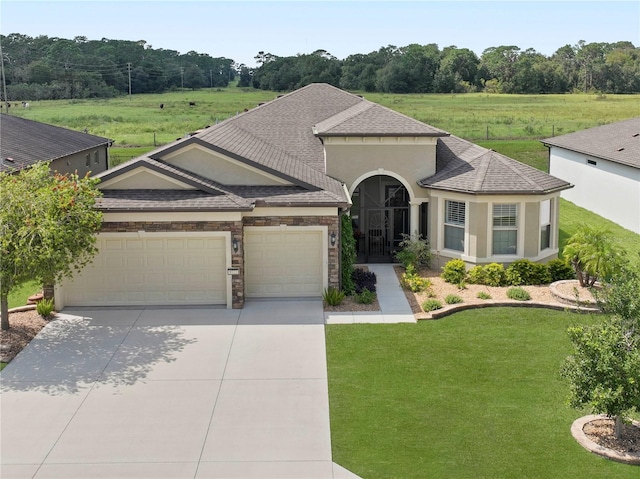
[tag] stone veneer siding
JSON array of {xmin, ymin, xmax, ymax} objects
[{"xmin": 100, "ymin": 215, "xmax": 339, "ymax": 308}]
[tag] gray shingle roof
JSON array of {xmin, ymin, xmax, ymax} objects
[
  {"xmin": 420, "ymin": 135, "xmax": 572, "ymax": 194},
  {"xmin": 541, "ymin": 117, "xmax": 640, "ymax": 169},
  {"xmin": 0, "ymin": 114, "xmax": 109, "ymax": 172},
  {"xmin": 97, "ymin": 190, "xmax": 249, "ymax": 212}
]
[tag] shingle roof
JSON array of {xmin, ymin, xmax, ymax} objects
[
  {"xmin": 420, "ymin": 135, "xmax": 572, "ymax": 194},
  {"xmin": 97, "ymin": 190, "xmax": 249, "ymax": 212},
  {"xmin": 0, "ymin": 114, "xmax": 110, "ymax": 172},
  {"xmin": 541, "ymin": 117, "xmax": 640, "ymax": 169}
]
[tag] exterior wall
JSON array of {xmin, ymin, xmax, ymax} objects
[
  {"xmin": 324, "ymin": 137, "xmax": 437, "ymax": 200},
  {"xmin": 549, "ymin": 147, "xmax": 640, "ymax": 233},
  {"xmin": 50, "ymin": 146, "xmax": 108, "ymax": 177}
]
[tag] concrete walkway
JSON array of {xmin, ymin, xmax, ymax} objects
[{"xmin": 325, "ymin": 264, "xmax": 416, "ymax": 324}]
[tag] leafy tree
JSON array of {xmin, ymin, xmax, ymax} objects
[
  {"xmin": 562, "ymin": 225, "xmax": 623, "ymax": 287},
  {"xmin": 595, "ymin": 264, "xmax": 640, "ymax": 330},
  {"xmin": 0, "ymin": 163, "xmax": 102, "ymax": 330}
]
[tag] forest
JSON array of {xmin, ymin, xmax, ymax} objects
[{"xmin": 1, "ymin": 33, "xmax": 639, "ymax": 100}]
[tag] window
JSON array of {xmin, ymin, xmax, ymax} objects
[
  {"xmin": 444, "ymin": 200, "xmax": 465, "ymax": 251},
  {"xmin": 85, "ymin": 154, "xmax": 90, "ymax": 167},
  {"xmin": 540, "ymin": 199, "xmax": 551, "ymax": 250},
  {"xmin": 94, "ymin": 151, "xmax": 99, "ymax": 164},
  {"xmin": 492, "ymin": 204, "xmax": 517, "ymax": 255}
]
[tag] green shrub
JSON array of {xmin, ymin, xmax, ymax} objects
[
  {"xmin": 36, "ymin": 298, "xmax": 55, "ymax": 318},
  {"xmin": 441, "ymin": 259, "xmax": 467, "ymax": 284},
  {"xmin": 394, "ymin": 233, "xmax": 432, "ymax": 269},
  {"xmin": 352, "ymin": 268, "xmax": 377, "ymax": 293},
  {"xmin": 356, "ymin": 288, "xmax": 376, "ymax": 305},
  {"xmin": 422, "ymin": 299, "xmax": 443, "ymax": 312},
  {"xmin": 323, "ymin": 287, "xmax": 345, "ymax": 306},
  {"xmin": 341, "ymin": 215, "xmax": 356, "ymax": 295},
  {"xmin": 401, "ymin": 265, "xmax": 432, "ymax": 292},
  {"xmin": 445, "ymin": 294, "xmax": 464, "ymax": 304},
  {"xmin": 484, "ymin": 263, "xmax": 506, "ymax": 286},
  {"xmin": 467, "ymin": 265, "xmax": 487, "ymax": 285},
  {"xmin": 506, "ymin": 286, "xmax": 531, "ymax": 301},
  {"xmin": 476, "ymin": 291, "xmax": 492, "ymax": 300},
  {"xmin": 547, "ymin": 258, "xmax": 575, "ymax": 282},
  {"xmin": 506, "ymin": 259, "xmax": 552, "ymax": 285}
]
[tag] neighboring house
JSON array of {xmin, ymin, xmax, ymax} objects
[
  {"xmin": 542, "ymin": 118, "xmax": 640, "ymax": 234},
  {"xmin": 55, "ymin": 83, "xmax": 572, "ymax": 309},
  {"xmin": 0, "ymin": 114, "xmax": 110, "ymax": 176}
]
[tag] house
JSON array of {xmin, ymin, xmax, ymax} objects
[
  {"xmin": 542, "ymin": 118, "xmax": 640, "ymax": 234},
  {"xmin": 0, "ymin": 114, "xmax": 110, "ymax": 176},
  {"xmin": 55, "ymin": 83, "xmax": 572, "ymax": 309}
]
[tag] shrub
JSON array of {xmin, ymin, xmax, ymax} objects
[
  {"xmin": 445, "ymin": 294, "xmax": 463, "ymax": 304},
  {"xmin": 422, "ymin": 299, "xmax": 443, "ymax": 312},
  {"xmin": 484, "ymin": 263, "xmax": 506, "ymax": 286},
  {"xmin": 356, "ymin": 288, "xmax": 376, "ymax": 305},
  {"xmin": 352, "ymin": 268, "xmax": 377, "ymax": 294},
  {"xmin": 476, "ymin": 291, "xmax": 492, "ymax": 300},
  {"xmin": 394, "ymin": 233, "xmax": 432, "ymax": 269},
  {"xmin": 36, "ymin": 298, "xmax": 55, "ymax": 319},
  {"xmin": 323, "ymin": 287, "xmax": 345, "ymax": 306},
  {"xmin": 467, "ymin": 265, "xmax": 487, "ymax": 285},
  {"xmin": 401, "ymin": 264, "xmax": 432, "ymax": 292},
  {"xmin": 341, "ymin": 215, "xmax": 357, "ymax": 295},
  {"xmin": 505, "ymin": 259, "xmax": 551, "ymax": 286},
  {"xmin": 547, "ymin": 258, "xmax": 575, "ymax": 282},
  {"xmin": 506, "ymin": 286, "xmax": 531, "ymax": 301},
  {"xmin": 441, "ymin": 259, "xmax": 467, "ymax": 284}
]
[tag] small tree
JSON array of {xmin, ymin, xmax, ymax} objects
[
  {"xmin": 595, "ymin": 264, "xmax": 640, "ymax": 332},
  {"xmin": 0, "ymin": 163, "xmax": 102, "ymax": 330},
  {"xmin": 562, "ymin": 225, "xmax": 623, "ymax": 287}
]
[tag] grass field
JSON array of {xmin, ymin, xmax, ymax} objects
[{"xmin": 326, "ymin": 309, "xmax": 638, "ymax": 479}]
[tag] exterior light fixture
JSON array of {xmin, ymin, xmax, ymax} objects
[
  {"xmin": 330, "ymin": 232, "xmax": 337, "ymax": 247},
  {"xmin": 232, "ymin": 238, "xmax": 239, "ymax": 253}
]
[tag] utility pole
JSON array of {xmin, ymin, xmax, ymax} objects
[
  {"xmin": 180, "ymin": 67, "xmax": 185, "ymax": 89},
  {"xmin": 127, "ymin": 62, "xmax": 132, "ymax": 100}
]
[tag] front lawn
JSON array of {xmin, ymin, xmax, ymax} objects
[{"xmin": 326, "ymin": 308, "xmax": 638, "ymax": 478}]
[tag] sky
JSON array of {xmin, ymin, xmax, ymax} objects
[{"xmin": 2, "ymin": 1, "xmax": 639, "ymax": 67}]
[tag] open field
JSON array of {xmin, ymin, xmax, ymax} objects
[{"xmin": 326, "ymin": 309, "xmax": 638, "ymax": 479}]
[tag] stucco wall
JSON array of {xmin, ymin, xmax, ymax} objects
[{"xmin": 51, "ymin": 146, "xmax": 108, "ymax": 177}]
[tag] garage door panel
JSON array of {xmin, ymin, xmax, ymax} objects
[{"xmin": 64, "ymin": 235, "xmax": 227, "ymax": 306}]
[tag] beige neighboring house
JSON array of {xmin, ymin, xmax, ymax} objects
[
  {"xmin": 55, "ymin": 83, "xmax": 572, "ymax": 310},
  {"xmin": 543, "ymin": 118, "xmax": 640, "ymax": 234},
  {"xmin": 0, "ymin": 114, "xmax": 110, "ymax": 176}
]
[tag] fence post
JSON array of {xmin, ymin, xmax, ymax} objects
[
  {"xmin": 486, "ymin": 125, "xmax": 489, "ymax": 140},
  {"xmin": 552, "ymin": 125, "xmax": 555, "ymax": 137}
]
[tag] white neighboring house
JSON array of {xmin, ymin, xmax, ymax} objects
[{"xmin": 542, "ymin": 117, "xmax": 640, "ymax": 234}]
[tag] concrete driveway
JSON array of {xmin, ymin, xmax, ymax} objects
[{"xmin": 1, "ymin": 301, "xmax": 360, "ymax": 479}]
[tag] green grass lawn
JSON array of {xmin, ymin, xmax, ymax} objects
[
  {"xmin": 7, "ymin": 280, "xmax": 40, "ymax": 309},
  {"xmin": 326, "ymin": 308, "xmax": 637, "ymax": 479}
]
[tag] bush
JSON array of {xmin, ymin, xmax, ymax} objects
[
  {"xmin": 506, "ymin": 286, "xmax": 531, "ymax": 301},
  {"xmin": 394, "ymin": 233, "xmax": 432, "ymax": 269},
  {"xmin": 352, "ymin": 268, "xmax": 377, "ymax": 294},
  {"xmin": 505, "ymin": 259, "xmax": 552, "ymax": 286},
  {"xmin": 547, "ymin": 258, "xmax": 575, "ymax": 282},
  {"xmin": 445, "ymin": 294, "xmax": 463, "ymax": 304},
  {"xmin": 356, "ymin": 288, "xmax": 376, "ymax": 305},
  {"xmin": 476, "ymin": 291, "xmax": 492, "ymax": 300},
  {"xmin": 323, "ymin": 287, "xmax": 345, "ymax": 306},
  {"xmin": 422, "ymin": 299, "xmax": 443, "ymax": 312},
  {"xmin": 401, "ymin": 264, "xmax": 432, "ymax": 292},
  {"xmin": 36, "ymin": 298, "xmax": 55, "ymax": 318},
  {"xmin": 341, "ymin": 215, "xmax": 357, "ymax": 295},
  {"xmin": 467, "ymin": 266, "xmax": 487, "ymax": 285},
  {"xmin": 441, "ymin": 259, "xmax": 467, "ymax": 284},
  {"xmin": 484, "ymin": 263, "xmax": 506, "ymax": 286}
]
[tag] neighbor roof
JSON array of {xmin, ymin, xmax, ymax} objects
[
  {"xmin": 420, "ymin": 135, "xmax": 572, "ymax": 195},
  {"xmin": 541, "ymin": 117, "xmax": 640, "ymax": 169},
  {"xmin": 0, "ymin": 114, "xmax": 110, "ymax": 172}
]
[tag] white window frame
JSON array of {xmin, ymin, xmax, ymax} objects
[
  {"xmin": 540, "ymin": 199, "xmax": 552, "ymax": 251},
  {"xmin": 444, "ymin": 200, "xmax": 466, "ymax": 252},
  {"xmin": 492, "ymin": 204, "xmax": 518, "ymax": 255}
]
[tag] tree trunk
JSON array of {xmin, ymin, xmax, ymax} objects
[
  {"xmin": 614, "ymin": 415, "xmax": 624, "ymax": 440},
  {"xmin": 42, "ymin": 281, "xmax": 54, "ymax": 301},
  {"xmin": 1, "ymin": 292, "xmax": 9, "ymax": 331}
]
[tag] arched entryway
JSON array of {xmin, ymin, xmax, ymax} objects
[{"xmin": 350, "ymin": 175, "xmax": 410, "ymax": 263}]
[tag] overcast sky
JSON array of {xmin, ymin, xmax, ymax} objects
[{"xmin": 2, "ymin": 1, "xmax": 639, "ymax": 67}]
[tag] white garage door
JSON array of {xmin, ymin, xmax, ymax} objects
[
  {"xmin": 63, "ymin": 234, "xmax": 228, "ymax": 306},
  {"xmin": 244, "ymin": 228, "xmax": 325, "ymax": 298}
]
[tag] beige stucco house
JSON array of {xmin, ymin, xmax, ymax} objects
[{"xmin": 56, "ymin": 84, "xmax": 571, "ymax": 309}]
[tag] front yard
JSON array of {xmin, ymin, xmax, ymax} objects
[{"xmin": 326, "ymin": 308, "xmax": 638, "ymax": 479}]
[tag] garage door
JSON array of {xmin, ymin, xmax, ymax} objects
[
  {"xmin": 244, "ymin": 228, "xmax": 325, "ymax": 298},
  {"xmin": 63, "ymin": 234, "xmax": 228, "ymax": 306}
]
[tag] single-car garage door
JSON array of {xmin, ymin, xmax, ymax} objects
[
  {"xmin": 244, "ymin": 228, "xmax": 325, "ymax": 298},
  {"xmin": 62, "ymin": 233, "xmax": 228, "ymax": 306}
]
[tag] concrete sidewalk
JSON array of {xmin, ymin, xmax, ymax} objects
[{"xmin": 1, "ymin": 302, "xmax": 362, "ymax": 479}]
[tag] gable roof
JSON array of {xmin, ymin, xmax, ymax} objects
[
  {"xmin": 420, "ymin": 135, "xmax": 572, "ymax": 195},
  {"xmin": 0, "ymin": 114, "xmax": 110, "ymax": 172},
  {"xmin": 541, "ymin": 117, "xmax": 640, "ymax": 169}
]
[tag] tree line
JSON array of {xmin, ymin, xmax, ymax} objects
[{"xmin": 2, "ymin": 34, "xmax": 639, "ymax": 101}]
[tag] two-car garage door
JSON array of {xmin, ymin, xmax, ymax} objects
[{"xmin": 62, "ymin": 234, "xmax": 228, "ymax": 307}]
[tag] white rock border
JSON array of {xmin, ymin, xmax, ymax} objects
[{"xmin": 571, "ymin": 414, "xmax": 640, "ymax": 465}]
